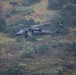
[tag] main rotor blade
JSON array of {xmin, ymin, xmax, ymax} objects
[
  {"xmin": 31, "ymin": 22, "xmax": 51, "ymax": 28},
  {"xmin": 17, "ymin": 22, "xmax": 51, "ymax": 27}
]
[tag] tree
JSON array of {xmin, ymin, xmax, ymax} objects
[
  {"xmin": 70, "ymin": 0, "xmax": 76, "ymax": 4},
  {"xmin": 19, "ymin": 42, "xmax": 35, "ymax": 58},
  {"xmin": 4, "ymin": 67, "xmax": 24, "ymax": 75},
  {"xmin": 48, "ymin": 0, "xmax": 76, "ymax": 10},
  {"xmin": 34, "ymin": 45, "xmax": 49, "ymax": 54},
  {"xmin": 57, "ymin": 70, "xmax": 64, "ymax": 75},
  {"xmin": 48, "ymin": 0, "xmax": 63, "ymax": 10},
  {"xmin": 0, "ymin": 17, "xmax": 6, "ymax": 32},
  {"xmin": 27, "ymin": 0, "xmax": 41, "ymax": 4},
  {"xmin": 22, "ymin": 0, "xmax": 41, "ymax": 6}
]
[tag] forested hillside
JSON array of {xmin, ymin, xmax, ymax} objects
[{"xmin": 0, "ymin": 0, "xmax": 76, "ymax": 75}]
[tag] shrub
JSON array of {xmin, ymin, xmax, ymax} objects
[
  {"xmin": 62, "ymin": 63, "xmax": 75, "ymax": 70},
  {"xmin": 19, "ymin": 42, "xmax": 49, "ymax": 57},
  {"xmin": 26, "ymin": 36, "xmax": 37, "ymax": 42},
  {"xmin": 0, "ymin": 17, "xmax": 6, "ymax": 32},
  {"xmin": 22, "ymin": 2, "xmax": 31, "ymax": 6},
  {"xmin": 5, "ymin": 9, "xmax": 17, "ymax": 18},
  {"xmin": 4, "ymin": 68, "xmax": 24, "ymax": 75},
  {"xmin": 0, "ymin": 70, "xmax": 4, "ymax": 75},
  {"xmin": 16, "ymin": 6, "xmax": 34, "ymax": 15},
  {"xmin": 5, "ymin": 26, "xmax": 21, "ymax": 37},
  {"xmin": 34, "ymin": 45, "xmax": 49, "ymax": 54},
  {"xmin": 71, "ymin": 19, "xmax": 76, "ymax": 27},
  {"xmin": 16, "ymin": 37, "xmax": 23, "ymax": 42},
  {"xmin": 5, "ymin": 14, "xmax": 11, "ymax": 18},
  {"xmin": 19, "ymin": 42, "xmax": 35, "ymax": 58},
  {"xmin": 0, "ymin": 6, "xmax": 3, "ymax": 13},
  {"xmin": 64, "ymin": 42, "xmax": 76, "ymax": 55},
  {"xmin": 32, "ymin": 72, "xmax": 45, "ymax": 75},
  {"xmin": 5, "ymin": 18, "xmax": 36, "ymax": 37},
  {"xmin": 4, "ymin": 18, "xmax": 36, "ymax": 38},
  {"xmin": 51, "ymin": 3, "xmax": 76, "ymax": 28},
  {"xmin": 11, "ymin": 10, "xmax": 17, "ymax": 15},
  {"xmin": 22, "ymin": 0, "xmax": 41, "ymax": 6},
  {"xmin": 27, "ymin": 0, "xmax": 41, "ymax": 4},
  {"xmin": 70, "ymin": 0, "xmax": 76, "ymax": 4},
  {"xmin": 9, "ymin": 2, "xmax": 18, "ymax": 5},
  {"xmin": 17, "ymin": 18, "xmax": 35, "ymax": 27},
  {"xmin": 61, "ymin": 3, "xmax": 76, "ymax": 16},
  {"xmin": 48, "ymin": 0, "xmax": 76, "ymax": 10},
  {"xmin": 57, "ymin": 70, "xmax": 64, "ymax": 75},
  {"xmin": 59, "ymin": 27, "xmax": 69, "ymax": 34},
  {"xmin": 65, "ymin": 42, "xmax": 76, "ymax": 51},
  {"xmin": 48, "ymin": 0, "xmax": 63, "ymax": 10}
]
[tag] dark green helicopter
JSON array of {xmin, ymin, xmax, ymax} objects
[{"xmin": 16, "ymin": 22, "xmax": 63, "ymax": 38}]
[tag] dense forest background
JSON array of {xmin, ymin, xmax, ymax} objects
[{"xmin": 0, "ymin": 0, "xmax": 76, "ymax": 75}]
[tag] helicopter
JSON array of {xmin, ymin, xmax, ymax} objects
[{"xmin": 16, "ymin": 22, "xmax": 63, "ymax": 38}]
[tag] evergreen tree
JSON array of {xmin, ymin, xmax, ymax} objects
[{"xmin": 0, "ymin": 17, "xmax": 6, "ymax": 32}]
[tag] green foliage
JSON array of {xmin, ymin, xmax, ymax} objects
[
  {"xmin": 32, "ymin": 72, "xmax": 45, "ymax": 75},
  {"xmin": 0, "ymin": 17, "xmax": 6, "ymax": 32},
  {"xmin": 72, "ymin": 71, "xmax": 76, "ymax": 75},
  {"xmin": 5, "ymin": 26, "xmax": 20, "ymax": 37},
  {"xmin": 16, "ymin": 6, "xmax": 34, "ymax": 15},
  {"xmin": 19, "ymin": 42, "xmax": 35, "ymax": 57},
  {"xmin": 48, "ymin": 0, "xmax": 76, "ymax": 11},
  {"xmin": 27, "ymin": 0, "xmax": 41, "ymax": 4},
  {"xmin": 61, "ymin": 3, "xmax": 76, "ymax": 16},
  {"xmin": 17, "ymin": 18, "xmax": 35, "ymax": 27},
  {"xmin": 5, "ymin": 18, "xmax": 36, "ymax": 37},
  {"xmin": 0, "ymin": 71, "xmax": 4, "ymax": 75},
  {"xmin": 19, "ymin": 42, "xmax": 49, "ymax": 58},
  {"xmin": 59, "ymin": 27, "xmax": 69, "ymax": 34},
  {"xmin": 34, "ymin": 45, "xmax": 49, "ymax": 54},
  {"xmin": 57, "ymin": 70, "xmax": 64, "ymax": 75},
  {"xmin": 4, "ymin": 68, "xmax": 24, "ymax": 75},
  {"xmin": 59, "ymin": 3, "xmax": 76, "ymax": 26},
  {"xmin": 5, "ymin": 9, "xmax": 17, "ymax": 18},
  {"xmin": 70, "ymin": 0, "xmax": 76, "ymax": 4},
  {"xmin": 5, "ymin": 14, "xmax": 11, "ymax": 18},
  {"xmin": 65, "ymin": 42, "xmax": 76, "ymax": 51},
  {"xmin": 64, "ymin": 42, "xmax": 76, "ymax": 55},
  {"xmin": 48, "ymin": 0, "xmax": 61, "ymax": 10},
  {"xmin": 11, "ymin": 10, "xmax": 17, "ymax": 15},
  {"xmin": 26, "ymin": 36, "xmax": 37, "ymax": 42},
  {"xmin": 28, "ymin": 0, "xmax": 41, "ymax": 2},
  {"xmin": 22, "ymin": 2, "xmax": 32, "ymax": 6},
  {"xmin": 49, "ymin": 2, "xmax": 76, "ymax": 28},
  {"xmin": 9, "ymin": 1, "xmax": 18, "ymax": 5},
  {"xmin": 0, "ymin": 7, "xmax": 3, "ymax": 14},
  {"xmin": 71, "ymin": 19, "xmax": 76, "ymax": 27},
  {"xmin": 16, "ymin": 37, "xmax": 23, "ymax": 42},
  {"xmin": 48, "ymin": 0, "xmax": 67, "ymax": 10},
  {"xmin": 22, "ymin": 0, "xmax": 41, "ymax": 6}
]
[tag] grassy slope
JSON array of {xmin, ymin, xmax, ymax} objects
[
  {"xmin": 0, "ymin": 0, "xmax": 58, "ymax": 23},
  {"xmin": 0, "ymin": 33, "xmax": 16, "ymax": 59},
  {"xmin": 0, "ymin": 0, "xmax": 76, "ymax": 75},
  {"xmin": 17, "ymin": 35, "xmax": 76, "ymax": 75},
  {"xmin": 0, "ymin": 33, "xmax": 15, "ymax": 44},
  {"xmin": 25, "ymin": 0, "xmax": 58, "ymax": 22}
]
